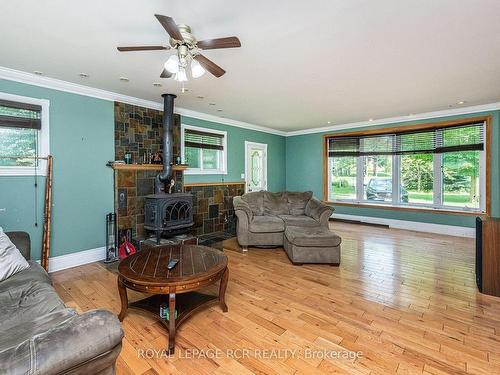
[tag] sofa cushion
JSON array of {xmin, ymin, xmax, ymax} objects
[
  {"xmin": 0, "ymin": 308, "xmax": 77, "ymax": 352},
  {"xmin": 263, "ymin": 192, "xmax": 289, "ymax": 215},
  {"xmin": 249, "ymin": 216, "xmax": 285, "ymax": 233},
  {"xmin": 285, "ymin": 226, "xmax": 342, "ymax": 247},
  {"xmin": 278, "ymin": 215, "xmax": 320, "ymax": 227},
  {"xmin": 0, "ymin": 227, "xmax": 30, "ymax": 282},
  {"xmin": 0, "ymin": 261, "xmax": 66, "ymax": 331},
  {"xmin": 0, "ymin": 309, "xmax": 124, "ymax": 375},
  {"xmin": 287, "ymin": 191, "xmax": 313, "ymax": 215},
  {"xmin": 241, "ymin": 191, "xmax": 265, "ymax": 215}
]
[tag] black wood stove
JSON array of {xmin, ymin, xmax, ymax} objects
[
  {"xmin": 144, "ymin": 93, "xmax": 194, "ymax": 243},
  {"xmin": 144, "ymin": 193, "xmax": 193, "ymax": 243}
]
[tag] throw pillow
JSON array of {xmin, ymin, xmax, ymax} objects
[
  {"xmin": 0, "ymin": 227, "xmax": 30, "ymax": 282},
  {"xmin": 287, "ymin": 191, "xmax": 313, "ymax": 215},
  {"xmin": 263, "ymin": 192, "xmax": 289, "ymax": 215},
  {"xmin": 241, "ymin": 191, "xmax": 265, "ymax": 216}
]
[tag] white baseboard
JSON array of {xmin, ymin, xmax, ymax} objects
[
  {"xmin": 37, "ymin": 246, "xmax": 106, "ymax": 273},
  {"xmin": 332, "ymin": 213, "xmax": 475, "ymax": 238}
]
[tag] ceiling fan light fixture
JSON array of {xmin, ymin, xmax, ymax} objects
[
  {"xmin": 191, "ymin": 59, "xmax": 206, "ymax": 78},
  {"xmin": 164, "ymin": 54, "xmax": 180, "ymax": 73},
  {"xmin": 174, "ymin": 67, "xmax": 188, "ymax": 82}
]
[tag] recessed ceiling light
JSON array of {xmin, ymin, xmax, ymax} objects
[
  {"xmin": 327, "ymin": 121, "xmax": 331, "ymax": 124},
  {"xmin": 33, "ymin": 71, "xmax": 43, "ymax": 76},
  {"xmin": 209, "ymin": 103, "xmax": 216, "ymax": 106},
  {"xmin": 119, "ymin": 77, "xmax": 129, "ymax": 82},
  {"xmin": 78, "ymin": 73, "xmax": 89, "ymax": 78},
  {"xmin": 457, "ymin": 100, "xmax": 466, "ymax": 105},
  {"xmin": 197, "ymin": 95, "xmax": 205, "ymax": 99},
  {"xmin": 153, "ymin": 82, "xmax": 162, "ymax": 87},
  {"xmin": 369, "ymin": 118, "xmax": 374, "ymax": 122}
]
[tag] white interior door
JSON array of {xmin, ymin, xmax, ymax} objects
[{"xmin": 245, "ymin": 141, "xmax": 268, "ymax": 192}]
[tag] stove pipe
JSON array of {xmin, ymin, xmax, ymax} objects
[{"xmin": 155, "ymin": 93, "xmax": 177, "ymax": 194}]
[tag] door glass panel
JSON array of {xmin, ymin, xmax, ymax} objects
[
  {"xmin": 401, "ymin": 153, "xmax": 433, "ymax": 204},
  {"xmin": 364, "ymin": 155, "xmax": 392, "ymax": 202},
  {"xmin": 246, "ymin": 144, "xmax": 267, "ymax": 192},
  {"xmin": 443, "ymin": 151, "xmax": 480, "ymax": 209},
  {"xmin": 250, "ymin": 150, "xmax": 262, "ymax": 186},
  {"xmin": 330, "ymin": 156, "xmax": 356, "ymax": 200}
]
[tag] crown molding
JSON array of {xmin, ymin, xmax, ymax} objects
[
  {"xmin": 175, "ymin": 107, "xmax": 285, "ymax": 136},
  {"xmin": 0, "ymin": 66, "xmax": 286, "ymax": 136},
  {"xmin": 1, "ymin": 66, "xmax": 498, "ymax": 138},
  {"xmin": 285, "ymin": 102, "xmax": 500, "ymax": 136}
]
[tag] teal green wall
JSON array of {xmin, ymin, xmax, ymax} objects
[
  {"xmin": 1, "ymin": 78, "xmax": 495, "ymax": 261},
  {"xmin": 286, "ymin": 111, "xmax": 500, "ymax": 227},
  {"xmin": 181, "ymin": 116, "xmax": 286, "ymax": 192},
  {"xmin": 0, "ymin": 80, "xmax": 286, "ymax": 258},
  {"xmin": 0, "ymin": 79, "xmax": 115, "ymax": 259}
]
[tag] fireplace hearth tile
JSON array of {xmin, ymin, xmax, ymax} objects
[
  {"xmin": 204, "ymin": 219, "xmax": 214, "ymax": 234},
  {"xmin": 214, "ymin": 190, "xmax": 224, "ymax": 204},
  {"xmin": 117, "ymin": 170, "xmax": 135, "ymax": 188},
  {"xmin": 118, "ymin": 215, "xmax": 134, "ymax": 229},
  {"xmin": 137, "ymin": 178, "xmax": 154, "ymax": 196},
  {"xmin": 208, "ymin": 204, "xmax": 219, "ymax": 219},
  {"xmin": 198, "ymin": 198, "xmax": 208, "ymax": 213}
]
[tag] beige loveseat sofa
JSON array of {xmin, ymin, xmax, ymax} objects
[{"xmin": 233, "ymin": 192, "xmax": 340, "ymax": 263}]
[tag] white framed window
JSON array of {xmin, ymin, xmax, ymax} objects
[
  {"xmin": 181, "ymin": 124, "xmax": 227, "ymax": 175},
  {"xmin": 0, "ymin": 92, "xmax": 50, "ymax": 176},
  {"xmin": 326, "ymin": 120, "xmax": 487, "ymax": 213}
]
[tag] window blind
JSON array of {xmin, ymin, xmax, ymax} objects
[
  {"xmin": 0, "ymin": 99, "xmax": 42, "ymax": 130},
  {"xmin": 328, "ymin": 122, "xmax": 484, "ymax": 157},
  {"xmin": 184, "ymin": 128, "xmax": 224, "ymax": 150}
]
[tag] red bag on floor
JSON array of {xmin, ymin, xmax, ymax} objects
[{"xmin": 118, "ymin": 238, "xmax": 136, "ymax": 259}]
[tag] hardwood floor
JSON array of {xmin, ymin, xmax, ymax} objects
[{"xmin": 51, "ymin": 222, "xmax": 500, "ymax": 375}]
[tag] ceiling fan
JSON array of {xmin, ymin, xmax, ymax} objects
[{"xmin": 117, "ymin": 14, "xmax": 241, "ymax": 81}]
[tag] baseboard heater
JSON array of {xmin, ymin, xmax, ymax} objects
[{"xmin": 329, "ymin": 217, "xmax": 389, "ymax": 228}]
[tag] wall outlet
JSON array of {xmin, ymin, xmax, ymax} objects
[
  {"xmin": 241, "ymin": 173, "xmax": 245, "ymax": 179},
  {"xmin": 0, "ymin": 208, "xmax": 6, "ymax": 212}
]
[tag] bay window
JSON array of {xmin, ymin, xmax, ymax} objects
[{"xmin": 325, "ymin": 119, "xmax": 488, "ymax": 213}]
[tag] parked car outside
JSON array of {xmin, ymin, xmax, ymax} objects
[{"xmin": 366, "ymin": 178, "xmax": 409, "ymax": 202}]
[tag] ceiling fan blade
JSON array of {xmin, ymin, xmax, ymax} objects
[
  {"xmin": 197, "ymin": 37, "xmax": 241, "ymax": 50},
  {"xmin": 194, "ymin": 54, "xmax": 226, "ymax": 77},
  {"xmin": 154, "ymin": 14, "xmax": 183, "ymax": 41},
  {"xmin": 160, "ymin": 69, "xmax": 173, "ymax": 78},
  {"xmin": 117, "ymin": 46, "xmax": 170, "ymax": 52}
]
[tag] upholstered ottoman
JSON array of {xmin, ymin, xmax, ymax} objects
[{"xmin": 284, "ymin": 226, "xmax": 341, "ymax": 265}]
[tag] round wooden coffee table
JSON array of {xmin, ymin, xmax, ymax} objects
[{"xmin": 117, "ymin": 244, "xmax": 229, "ymax": 354}]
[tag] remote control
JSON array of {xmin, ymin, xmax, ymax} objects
[{"xmin": 167, "ymin": 259, "xmax": 179, "ymax": 270}]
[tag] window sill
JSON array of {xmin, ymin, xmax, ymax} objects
[
  {"xmin": 0, "ymin": 167, "xmax": 47, "ymax": 176},
  {"xmin": 326, "ymin": 200, "xmax": 485, "ymax": 216}
]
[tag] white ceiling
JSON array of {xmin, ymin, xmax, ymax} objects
[{"xmin": 1, "ymin": 0, "xmax": 500, "ymax": 132}]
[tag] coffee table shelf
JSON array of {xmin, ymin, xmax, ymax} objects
[{"xmin": 129, "ymin": 292, "xmax": 219, "ymax": 329}]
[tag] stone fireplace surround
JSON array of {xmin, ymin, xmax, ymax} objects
[{"xmin": 113, "ymin": 102, "xmax": 243, "ymax": 240}]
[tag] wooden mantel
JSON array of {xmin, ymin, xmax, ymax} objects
[{"xmin": 108, "ymin": 163, "xmax": 188, "ymax": 171}]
